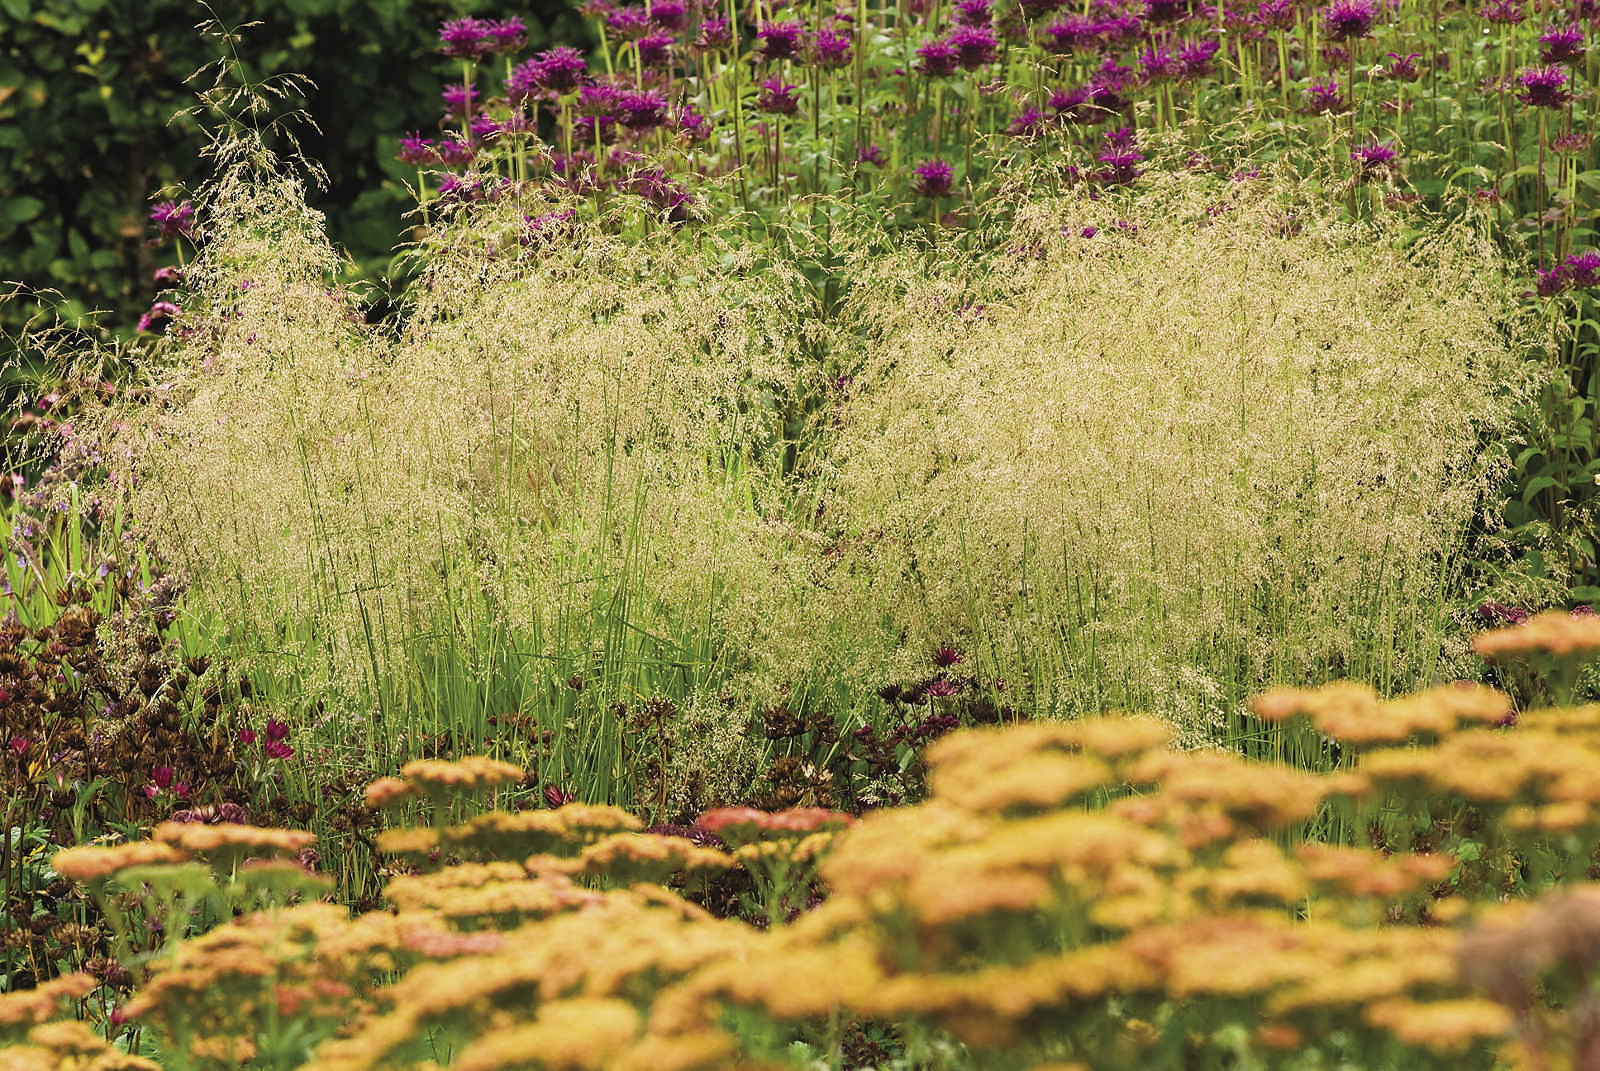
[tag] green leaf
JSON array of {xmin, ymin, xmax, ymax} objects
[
  {"xmin": 1570, "ymin": 586, "xmax": 1600, "ymax": 602},
  {"xmin": 1522, "ymin": 475, "xmax": 1561, "ymax": 503},
  {"xmin": 0, "ymin": 195, "xmax": 43, "ymax": 224},
  {"xmin": 0, "ymin": 0, "xmax": 27, "ymax": 19}
]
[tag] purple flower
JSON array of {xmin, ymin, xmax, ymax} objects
[
  {"xmin": 1478, "ymin": 600, "xmax": 1531, "ymax": 625},
  {"xmin": 439, "ymin": 17, "xmax": 492, "ymax": 59},
  {"xmin": 1321, "ymin": 0, "xmax": 1377, "ymax": 40},
  {"xmin": 578, "ymin": 83, "xmax": 620, "ymax": 116},
  {"xmin": 676, "ymin": 104, "xmax": 713, "ymax": 140},
  {"xmin": 1517, "ymin": 64, "xmax": 1571, "ymax": 107},
  {"xmin": 915, "ymin": 39, "xmax": 960, "ymax": 76},
  {"xmin": 544, "ymin": 784, "xmax": 577, "ymax": 808},
  {"xmin": 758, "ymin": 20, "xmax": 805, "ymax": 59},
  {"xmin": 858, "ymin": 143, "xmax": 886, "ymax": 165},
  {"xmin": 469, "ymin": 113, "xmax": 501, "ymax": 144},
  {"xmin": 1479, "ymin": 0, "xmax": 1525, "ymax": 23},
  {"xmin": 813, "ymin": 27, "xmax": 853, "ymax": 66},
  {"xmin": 694, "ymin": 16, "xmax": 734, "ymax": 49},
  {"xmin": 913, "ymin": 158, "xmax": 954, "ymax": 197},
  {"xmin": 149, "ymin": 200, "xmax": 194, "ymax": 240},
  {"xmin": 758, "ymin": 77, "xmax": 801, "ymax": 114},
  {"xmin": 522, "ymin": 208, "xmax": 579, "ymax": 247},
  {"xmin": 153, "ymin": 266, "xmax": 183, "ymax": 287},
  {"xmin": 1139, "ymin": 44, "xmax": 1179, "ymax": 81},
  {"xmin": 1145, "ymin": 0, "xmax": 1191, "ymax": 23},
  {"xmin": 1178, "ymin": 38, "xmax": 1221, "ymax": 77},
  {"xmin": 441, "ymin": 82, "xmax": 480, "ymax": 119},
  {"xmin": 607, "ymin": 6, "xmax": 652, "ymax": 38},
  {"xmin": 485, "ymin": 17, "xmax": 528, "ymax": 54},
  {"xmin": 1535, "ymin": 265, "xmax": 1571, "ymax": 296},
  {"xmin": 1384, "ymin": 51, "xmax": 1424, "ymax": 80},
  {"xmin": 933, "ymin": 647, "xmax": 964, "ymax": 667},
  {"xmin": 397, "ymin": 133, "xmax": 436, "ymax": 165},
  {"xmin": 1040, "ymin": 14, "xmax": 1095, "ymax": 54},
  {"xmin": 650, "ymin": 0, "xmax": 688, "ymax": 29},
  {"xmin": 948, "ymin": 24, "xmax": 999, "ymax": 68},
  {"xmin": 925, "ymin": 678, "xmax": 959, "ymax": 698},
  {"xmin": 1094, "ymin": 126, "xmax": 1145, "ymax": 184},
  {"xmin": 238, "ymin": 728, "xmax": 257, "ymax": 745},
  {"xmin": 535, "ymin": 46, "xmax": 589, "ymax": 94},
  {"xmin": 1567, "ymin": 251, "xmax": 1600, "ymax": 288},
  {"xmin": 1008, "ymin": 105, "xmax": 1049, "ymax": 135},
  {"xmin": 264, "ymin": 740, "xmax": 294, "ymax": 761},
  {"xmin": 636, "ymin": 32, "xmax": 676, "ymax": 65},
  {"xmin": 1539, "ymin": 23, "xmax": 1585, "ymax": 64},
  {"xmin": 1255, "ymin": 0, "xmax": 1296, "ymax": 29},
  {"xmin": 955, "ymin": 0, "xmax": 993, "ymax": 24},
  {"xmin": 617, "ymin": 88, "xmax": 670, "ymax": 129},
  {"xmin": 1048, "ymin": 84, "xmax": 1095, "ymax": 120},
  {"xmin": 436, "ymin": 136, "xmax": 476, "ymax": 168},
  {"xmin": 8, "ymin": 736, "xmax": 27, "ymax": 755},
  {"xmin": 265, "ymin": 717, "xmax": 290, "ymax": 741},
  {"xmin": 1351, "ymin": 138, "xmax": 1398, "ymax": 178},
  {"xmin": 1303, "ymin": 78, "xmax": 1349, "ymax": 113},
  {"xmin": 136, "ymin": 301, "xmax": 180, "ymax": 334}
]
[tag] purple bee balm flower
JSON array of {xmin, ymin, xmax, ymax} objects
[
  {"xmin": 858, "ymin": 143, "xmax": 886, "ymax": 165},
  {"xmin": 1144, "ymin": 0, "xmax": 1190, "ymax": 23},
  {"xmin": 1321, "ymin": 0, "xmax": 1377, "ymax": 40},
  {"xmin": 1139, "ymin": 44, "xmax": 1179, "ymax": 81},
  {"xmin": 8, "ymin": 736, "xmax": 27, "ymax": 755},
  {"xmin": 522, "ymin": 208, "xmax": 579, "ymax": 247},
  {"xmin": 1568, "ymin": 251, "xmax": 1600, "ymax": 288},
  {"xmin": 436, "ymin": 136, "xmax": 476, "ymax": 168},
  {"xmin": 1303, "ymin": 78, "xmax": 1349, "ymax": 113},
  {"xmin": 1039, "ymin": 14, "xmax": 1095, "ymax": 54},
  {"xmin": 485, "ymin": 17, "xmax": 528, "ymax": 54},
  {"xmin": 1094, "ymin": 13, "xmax": 1145, "ymax": 46},
  {"xmin": 948, "ymin": 24, "xmax": 999, "ymax": 68},
  {"xmin": 149, "ymin": 200, "xmax": 194, "ymax": 239},
  {"xmin": 1539, "ymin": 23, "xmax": 1585, "ymax": 64},
  {"xmin": 913, "ymin": 158, "xmax": 954, "ymax": 197},
  {"xmin": 758, "ymin": 77, "xmax": 801, "ymax": 114},
  {"xmin": 1008, "ymin": 105, "xmax": 1049, "ymax": 134},
  {"xmin": 758, "ymin": 20, "xmax": 805, "ymax": 59},
  {"xmin": 617, "ymin": 88, "xmax": 670, "ymax": 129},
  {"xmin": 1550, "ymin": 131, "xmax": 1593, "ymax": 155},
  {"xmin": 1384, "ymin": 51, "xmax": 1423, "ymax": 80},
  {"xmin": 439, "ymin": 17, "xmax": 492, "ymax": 59},
  {"xmin": 955, "ymin": 0, "xmax": 993, "ymax": 24},
  {"xmin": 607, "ymin": 6, "xmax": 652, "ymax": 38},
  {"xmin": 813, "ymin": 27, "xmax": 853, "ymax": 66},
  {"xmin": 1255, "ymin": 0, "xmax": 1296, "ymax": 29},
  {"xmin": 1535, "ymin": 265, "xmax": 1571, "ymax": 296},
  {"xmin": 136, "ymin": 300, "xmax": 180, "ymax": 333},
  {"xmin": 1350, "ymin": 139, "xmax": 1398, "ymax": 178},
  {"xmin": 153, "ymin": 266, "xmax": 183, "ymax": 286},
  {"xmin": 636, "ymin": 32, "xmax": 676, "ymax": 65},
  {"xmin": 397, "ymin": 133, "xmax": 436, "ymax": 165},
  {"xmin": 506, "ymin": 60, "xmax": 540, "ymax": 103},
  {"xmin": 1479, "ymin": 0, "xmax": 1525, "ymax": 23},
  {"xmin": 538, "ymin": 47, "xmax": 589, "ymax": 93},
  {"xmin": 1049, "ymin": 83, "xmax": 1095, "ymax": 120},
  {"xmin": 578, "ymin": 83, "xmax": 620, "ymax": 115},
  {"xmin": 676, "ymin": 104, "xmax": 713, "ymax": 139},
  {"xmin": 915, "ymin": 38, "xmax": 960, "ymax": 76},
  {"xmin": 1517, "ymin": 64, "xmax": 1571, "ymax": 107},
  {"xmin": 695, "ymin": 16, "xmax": 734, "ymax": 49},
  {"xmin": 469, "ymin": 113, "xmax": 501, "ymax": 144},
  {"xmin": 1178, "ymin": 37, "xmax": 1220, "ymax": 77},
  {"xmin": 650, "ymin": 0, "xmax": 688, "ymax": 29},
  {"xmin": 441, "ymin": 82, "xmax": 480, "ymax": 119}
]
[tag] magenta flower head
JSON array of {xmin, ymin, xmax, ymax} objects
[
  {"xmin": 265, "ymin": 717, "xmax": 290, "ymax": 741},
  {"xmin": 933, "ymin": 647, "xmax": 964, "ymax": 667},
  {"xmin": 813, "ymin": 27, "xmax": 853, "ymax": 66},
  {"xmin": 955, "ymin": 0, "xmax": 993, "ymax": 24},
  {"xmin": 536, "ymin": 47, "xmax": 589, "ymax": 93},
  {"xmin": 948, "ymin": 24, "xmax": 999, "ymax": 67},
  {"xmin": 578, "ymin": 83, "xmax": 620, "ymax": 116},
  {"xmin": 397, "ymin": 133, "xmax": 436, "ymax": 165},
  {"xmin": 1321, "ymin": 0, "xmax": 1377, "ymax": 40},
  {"xmin": 636, "ymin": 32, "xmax": 676, "ymax": 65},
  {"xmin": 1517, "ymin": 64, "xmax": 1571, "ymax": 107},
  {"xmin": 486, "ymin": 17, "xmax": 528, "ymax": 54},
  {"xmin": 1479, "ymin": 0, "xmax": 1525, "ymax": 23},
  {"xmin": 1535, "ymin": 265, "xmax": 1571, "ymax": 296},
  {"xmin": 913, "ymin": 158, "xmax": 955, "ymax": 197},
  {"xmin": 149, "ymin": 200, "xmax": 194, "ymax": 239},
  {"xmin": 617, "ymin": 88, "xmax": 670, "ymax": 129},
  {"xmin": 607, "ymin": 6, "xmax": 652, "ymax": 38},
  {"xmin": 1139, "ymin": 44, "xmax": 1179, "ymax": 81},
  {"xmin": 758, "ymin": 20, "xmax": 805, "ymax": 59},
  {"xmin": 8, "ymin": 735, "xmax": 27, "ymax": 755},
  {"xmin": 442, "ymin": 82, "xmax": 480, "ymax": 119},
  {"xmin": 676, "ymin": 104, "xmax": 713, "ymax": 140},
  {"xmin": 694, "ymin": 16, "xmax": 733, "ymax": 49},
  {"xmin": 650, "ymin": 0, "xmax": 688, "ymax": 29},
  {"xmin": 915, "ymin": 38, "xmax": 961, "ymax": 75},
  {"xmin": 264, "ymin": 740, "xmax": 294, "ymax": 761},
  {"xmin": 758, "ymin": 77, "xmax": 801, "ymax": 114},
  {"xmin": 1302, "ymin": 78, "xmax": 1349, "ymax": 113},
  {"xmin": 1094, "ymin": 126, "xmax": 1145, "ymax": 184},
  {"xmin": 1568, "ymin": 251, "xmax": 1600, "ymax": 289},
  {"xmin": 436, "ymin": 135, "xmax": 476, "ymax": 168},
  {"xmin": 238, "ymin": 728, "xmax": 257, "ymax": 745},
  {"xmin": 1008, "ymin": 105, "xmax": 1049, "ymax": 135},
  {"xmin": 1178, "ymin": 38, "xmax": 1220, "ymax": 77},
  {"xmin": 1351, "ymin": 139, "xmax": 1398, "ymax": 178},
  {"xmin": 859, "ymin": 143, "xmax": 886, "ymax": 165},
  {"xmin": 1040, "ymin": 14, "xmax": 1095, "ymax": 54},
  {"xmin": 1539, "ymin": 23, "xmax": 1585, "ymax": 64},
  {"xmin": 1384, "ymin": 51, "xmax": 1424, "ymax": 80},
  {"xmin": 1144, "ymin": 0, "xmax": 1190, "ymax": 23},
  {"xmin": 544, "ymin": 784, "xmax": 577, "ymax": 808},
  {"xmin": 1255, "ymin": 0, "xmax": 1296, "ymax": 29},
  {"xmin": 439, "ymin": 17, "xmax": 492, "ymax": 59},
  {"xmin": 137, "ymin": 300, "xmax": 180, "ymax": 333}
]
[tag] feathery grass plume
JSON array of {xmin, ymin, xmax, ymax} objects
[{"xmin": 823, "ymin": 161, "xmax": 1535, "ymax": 735}]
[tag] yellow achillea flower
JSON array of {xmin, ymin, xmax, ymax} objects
[
  {"xmin": 152, "ymin": 821, "xmax": 316, "ymax": 857},
  {"xmin": 50, "ymin": 841, "xmax": 187, "ymax": 883},
  {"xmin": 1, "ymin": 1019, "xmax": 162, "ymax": 1071},
  {"xmin": 365, "ymin": 775, "xmax": 419, "ymax": 809},
  {"xmin": 1363, "ymin": 997, "xmax": 1513, "ymax": 1050},
  {"xmin": 375, "ymin": 827, "xmax": 441, "ymax": 859},
  {"xmin": 1253, "ymin": 682, "xmax": 1511, "ymax": 745},
  {"xmin": 452, "ymin": 997, "xmax": 641, "ymax": 1071},
  {"xmin": 400, "ymin": 755, "xmax": 524, "ymax": 793},
  {"xmin": 1125, "ymin": 750, "xmax": 1327, "ymax": 831},
  {"xmin": 1180, "ymin": 839, "xmax": 1308, "ymax": 910},
  {"xmin": 1473, "ymin": 610, "xmax": 1600, "ymax": 658},
  {"xmin": 1296, "ymin": 843, "xmax": 1455, "ymax": 898},
  {"xmin": 929, "ymin": 747, "xmax": 1112, "ymax": 813},
  {"xmin": 609, "ymin": 1029, "xmax": 746, "ymax": 1071},
  {"xmin": 564, "ymin": 833, "xmax": 735, "ymax": 884},
  {"xmin": 0, "ymin": 974, "xmax": 97, "ymax": 1030}
]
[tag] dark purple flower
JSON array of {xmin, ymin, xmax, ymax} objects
[
  {"xmin": 153, "ymin": 266, "xmax": 183, "ymax": 287},
  {"xmin": 1008, "ymin": 105, "xmax": 1049, "ymax": 134},
  {"xmin": 948, "ymin": 24, "xmax": 999, "ymax": 67},
  {"xmin": 1303, "ymin": 78, "xmax": 1349, "ymax": 113},
  {"xmin": 1139, "ymin": 44, "xmax": 1179, "ymax": 81},
  {"xmin": 544, "ymin": 784, "xmax": 577, "ymax": 807},
  {"xmin": 1517, "ymin": 64, "xmax": 1571, "ymax": 107},
  {"xmin": 1550, "ymin": 131, "xmax": 1594, "ymax": 155},
  {"xmin": 522, "ymin": 208, "xmax": 579, "ymax": 246},
  {"xmin": 1383, "ymin": 51, "xmax": 1424, "ymax": 80},
  {"xmin": 485, "ymin": 17, "xmax": 528, "ymax": 54},
  {"xmin": 913, "ymin": 158, "xmax": 954, "ymax": 197},
  {"xmin": 149, "ymin": 200, "xmax": 194, "ymax": 240},
  {"xmin": 1478, "ymin": 600, "xmax": 1531, "ymax": 624},
  {"xmin": 1479, "ymin": 0, "xmax": 1525, "ymax": 23},
  {"xmin": 442, "ymin": 82, "xmax": 480, "ymax": 119},
  {"xmin": 1321, "ymin": 0, "xmax": 1377, "ymax": 40},
  {"xmin": 676, "ymin": 104, "xmax": 713, "ymax": 139},
  {"xmin": 925, "ymin": 678, "xmax": 959, "ymax": 697},
  {"xmin": 1094, "ymin": 127, "xmax": 1145, "ymax": 185},
  {"xmin": 469, "ymin": 113, "xmax": 501, "ymax": 144},
  {"xmin": 758, "ymin": 77, "xmax": 801, "ymax": 114},
  {"xmin": 536, "ymin": 47, "xmax": 589, "ymax": 93},
  {"xmin": 636, "ymin": 32, "xmax": 676, "ymax": 65},
  {"xmin": 439, "ymin": 17, "xmax": 492, "ymax": 59},
  {"xmin": 265, "ymin": 717, "xmax": 290, "ymax": 741},
  {"xmin": 1567, "ymin": 251, "xmax": 1600, "ymax": 288},
  {"xmin": 436, "ymin": 135, "xmax": 476, "ymax": 167},
  {"xmin": 955, "ymin": 0, "xmax": 993, "ymax": 24},
  {"xmin": 136, "ymin": 301, "xmax": 180, "ymax": 334},
  {"xmin": 578, "ymin": 83, "xmax": 620, "ymax": 115},
  {"xmin": 238, "ymin": 728, "xmax": 257, "ymax": 745},
  {"xmin": 1145, "ymin": 0, "xmax": 1191, "ymax": 23},
  {"xmin": 1093, "ymin": 13, "xmax": 1145, "ymax": 46},
  {"xmin": 397, "ymin": 133, "xmax": 436, "ymax": 165},
  {"xmin": 1539, "ymin": 22, "xmax": 1585, "ymax": 63},
  {"xmin": 695, "ymin": 16, "xmax": 734, "ymax": 49},
  {"xmin": 607, "ymin": 6, "xmax": 652, "ymax": 38},
  {"xmin": 264, "ymin": 740, "xmax": 294, "ymax": 761},
  {"xmin": 650, "ymin": 0, "xmax": 688, "ymax": 29},
  {"xmin": 1040, "ymin": 14, "xmax": 1096, "ymax": 54},
  {"xmin": 1080, "ymin": 225, "xmax": 1098, "ymax": 237},
  {"xmin": 617, "ymin": 88, "xmax": 670, "ymax": 129},
  {"xmin": 1255, "ymin": 0, "xmax": 1296, "ymax": 29},
  {"xmin": 758, "ymin": 20, "xmax": 805, "ymax": 59},
  {"xmin": 915, "ymin": 39, "xmax": 961, "ymax": 76},
  {"xmin": 8, "ymin": 736, "xmax": 27, "ymax": 755},
  {"xmin": 1351, "ymin": 139, "xmax": 1398, "ymax": 178},
  {"xmin": 813, "ymin": 27, "xmax": 853, "ymax": 66},
  {"xmin": 933, "ymin": 647, "xmax": 964, "ymax": 667},
  {"xmin": 1048, "ymin": 83, "xmax": 1095, "ymax": 120},
  {"xmin": 1535, "ymin": 265, "xmax": 1571, "ymax": 296},
  {"xmin": 858, "ymin": 143, "xmax": 886, "ymax": 165},
  {"xmin": 1178, "ymin": 37, "xmax": 1221, "ymax": 77}
]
